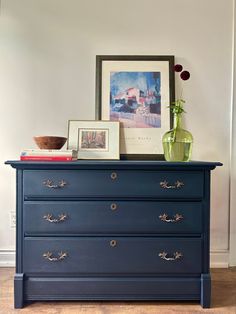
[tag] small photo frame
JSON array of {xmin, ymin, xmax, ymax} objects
[{"xmin": 67, "ymin": 120, "xmax": 120, "ymax": 159}]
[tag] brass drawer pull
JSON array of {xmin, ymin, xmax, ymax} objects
[
  {"xmin": 43, "ymin": 179, "xmax": 67, "ymax": 189},
  {"xmin": 110, "ymin": 240, "xmax": 117, "ymax": 247},
  {"xmin": 43, "ymin": 251, "xmax": 68, "ymax": 262},
  {"xmin": 159, "ymin": 251, "xmax": 183, "ymax": 261},
  {"xmin": 43, "ymin": 213, "xmax": 68, "ymax": 223},
  {"xmin": 110, "ymin": 203, "xmax": 117, "ymax": 211},
  {"xmin": 160, "ymin": 180, "xmax": 184, "ymax": 189},
  {"xmin": 159, "ymin": 213, "xmax": 183, "ymax": 223},
  {"xmin": 110, "ymin": 172, "xmax": 117, "ymax": 180}
]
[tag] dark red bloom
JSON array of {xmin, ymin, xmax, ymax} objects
[
  {"xmin": 180, "ymin": 70, "xmax": 190, "ymax": 80},
  {"xmin": 174, "ymin": 64, "xmax": 183, "ymax": 72}
]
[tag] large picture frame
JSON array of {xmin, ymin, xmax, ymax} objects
[
  {"xmin": 96, "ymin": 55, "xmax": 175, "ymax": 160},
  {"xmin": 67, "ymin": 120, "xmax": 120, "ymax": 160}
]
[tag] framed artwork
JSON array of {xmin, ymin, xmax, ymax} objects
[
  {"xmin": 67, "ymin": 120, "xmax": 120, "ymax": 159},
  {"xmin": 96, "ymin": 55, "xmax": 175, "ymax": 159}
]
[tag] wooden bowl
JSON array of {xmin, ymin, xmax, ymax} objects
[{"xmin": 33, "ymin": 136, "xmax": 67, "ymax": 150}]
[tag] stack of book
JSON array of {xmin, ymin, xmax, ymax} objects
[{"xmin": 20, "ymin": 149, "xmax": 78, "ymax": 161}]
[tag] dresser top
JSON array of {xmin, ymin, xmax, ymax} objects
[{"xmin": 5, "ymin": 160, "xmax": 222, "ymax": 170}]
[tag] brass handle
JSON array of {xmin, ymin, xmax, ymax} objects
[
  {"xmin": 159, "ymin": 213, "xmax": 183, "ymax": 223},
  {"xmin": 43, "ymin": 213, "xmax": 68, "ymax": 223},
  {"xmin": 159, "ymin": 251, "xmax": 183, "ymax": 261},
  {"xmin": 43, "ymin": 251, "xmax": 68, "ymax": 262},
  {"xmin": 43, "ymin": 179, "xmax": 67, "ymax": 189},
  {"xmin": 110, "ymin": 240, "xmax": 117, "ymax": 247},
  {"xmin": 160, "ymin": 180, "xmax": 184, "ymax": 189},
  {"xmin": 110, "ymin": 203, "xmax": 117, "ymax": 211},
  {"xmin": 110, "ymin": 172, "xmax": 117, "ymax": 180}
]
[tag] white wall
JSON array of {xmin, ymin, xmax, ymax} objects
[
  {"xmin": 0, "ymin": 0, "xmax": 233, "ymax": 266},
  {"xmin": 230, "ymin": 0, "xmax": 236, "ymax": 266}
]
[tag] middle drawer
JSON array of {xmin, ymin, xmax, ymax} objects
[{"xmin": 23, "ymin": 201, "xmax": 202, "ymax": 235}]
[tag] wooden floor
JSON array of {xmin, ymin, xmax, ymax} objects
[{"xmin": 0, "ymin": 268, "xmax": 235, "ymax": 313}]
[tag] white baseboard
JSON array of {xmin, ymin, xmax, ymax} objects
[
  {"xmin": 0, "ymin": 249, "xmax": 230, "ymax": 268},
  {"xmin": 210, "ymin": 250, "xmax": 229, "ymax": 268},
  {"xmin": 0, "ymin": 250, "xmax": 15, "ymax": 267}
]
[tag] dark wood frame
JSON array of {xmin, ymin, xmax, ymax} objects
[{"xmin": 95, "ymin": 55, "xmax": 175, "ymax": 160}]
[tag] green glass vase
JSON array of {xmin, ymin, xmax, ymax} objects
[{"xmin": 162, "ymin": 113, "xmax": 193, "ymax": 162}]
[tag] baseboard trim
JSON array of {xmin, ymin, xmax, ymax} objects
[
  {"xmin": 0, "ymin": 250, "xmax": 15, "ymax": 267},
  {"xmin": 0, "ymin": 250, "xmax": 229, "ymax": 268},
  {"xmin": 210, "ymin": 250, "xmax": 229, "ymax": 268}
]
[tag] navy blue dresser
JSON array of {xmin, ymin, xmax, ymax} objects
[{"xmin": 6, "ymin": 160, "xmax": 222, "ymax": 308}]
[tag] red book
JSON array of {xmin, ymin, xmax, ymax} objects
[{"xmin": 20, "ymin": 156, "xmax": 76, "ymax": 161}]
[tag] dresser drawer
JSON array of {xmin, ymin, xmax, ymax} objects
[
  {"xmin": 23, "ymin": 201, "xmax": 202, "ymax": 235},
  {"xmin": 23, "ymin": 237, "xmax": 202, "ymax": 274},
  {"xmin": 23, "ymin": 170, "xmax": 204, "ymax": 198}
]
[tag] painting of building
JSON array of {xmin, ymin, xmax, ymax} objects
[{"xmin": 110, "ymin": 72, "xmax": 161, "ymax": 128}]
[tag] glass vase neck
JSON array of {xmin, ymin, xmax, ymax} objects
[{"xmin": 173, "ymin": 113, "xmax": 182, "ymax": 129}]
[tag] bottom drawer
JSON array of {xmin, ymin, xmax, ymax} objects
[
  {"xmin": 24, "ymin": 237, "xmax": 202, "ymax": 274},
  {"xmin": 24, "ymin": 276, "xmax": 201, "ymax": 301}
]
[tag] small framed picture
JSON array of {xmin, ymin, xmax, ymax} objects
[{"xmin": 67, "ymin": 120, "xmax": 120, "ymax": 159}]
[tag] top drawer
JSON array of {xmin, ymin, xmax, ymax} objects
[{"xmin": 23, "ymin": 170, "xmax": 204, "ymax": 199}]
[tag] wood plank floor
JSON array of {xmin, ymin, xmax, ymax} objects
[{"xmin": 0, "ymin": 268, "xmax": 235, "ymax": 313}]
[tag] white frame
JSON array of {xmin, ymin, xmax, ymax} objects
[{"xmin": 67, "ymin": 120, "xmax": 120, "ymax": 159}]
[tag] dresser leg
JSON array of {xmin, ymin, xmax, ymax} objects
[
  {"xmin": 201, "ymin": 273, "xmax": 211, "ymax": 308},
  {"xmin": 14, "ymin": 273, "xmax": 24, "ymax": 308}
]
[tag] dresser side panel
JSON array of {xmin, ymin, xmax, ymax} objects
[
  {"xmin": 202, "ymin": 170, "xmax": 211, "ymax": 273},
  {"xmin": 16, "ymin": 169, "xmax": 24, "ymax": 273}
]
